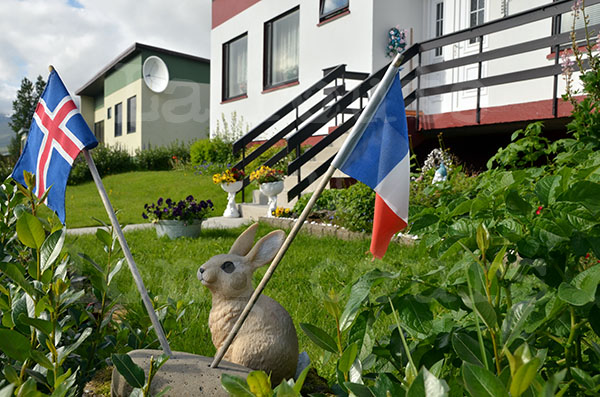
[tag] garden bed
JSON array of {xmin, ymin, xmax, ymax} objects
[{"xmin": 259, "ymin": 216, "xmax": 417, "ymax": 245}]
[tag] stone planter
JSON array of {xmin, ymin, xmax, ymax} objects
[
  {"xmin": 155, "ymin": 219, "xmax": 203, "ymax": 239},
  {"xmin": 259, "ymin": 180, "xmax": 284, "ymax": 217},
  {"xmin": 221, "ymin": 181, "xmax": 243, "ymax": 218}
]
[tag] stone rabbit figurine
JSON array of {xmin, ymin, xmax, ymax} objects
[{"xmin": 197, "ymin": 223, "xmax": 298, "ymax": 383}]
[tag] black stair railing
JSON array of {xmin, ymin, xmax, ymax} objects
[
  {"xmin": 232, "ymin": 0, "xmax": 599, "ymax": 204},
  {"xmin": 231, "ymin": 64, "xmax": 347, "ymax": 194},
  {"xmin": 284, "ymin": 0, "xmax": 599, "ymax": 201}
]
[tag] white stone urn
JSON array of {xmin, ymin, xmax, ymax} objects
[
  {"xmin": 259, "ymin": 180, "xmax": 284, "ymax": 217},
  {"xmin": 155, "ymin": 219, "xmax": 203, "ymax": 239},
  {"xmin": 221, "ymin": 181, "xmax": 243, "ymax": 218}
]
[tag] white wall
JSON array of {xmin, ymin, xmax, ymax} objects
[
  {"xmin": 210, "ymin": 0, "xmax": 375, "ymax": 140},
  {"xmin": 141, "ymin": 81, "xmax": 210, "ymax": 149}
]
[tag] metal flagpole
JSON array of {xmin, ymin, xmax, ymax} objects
[
  {"xmin": 82, "ymin": 149, "xmax": 173, "ymax": 357},
  {"xmin": 210, "ymin": 52, "xmax": 405, "ymax": 369}
]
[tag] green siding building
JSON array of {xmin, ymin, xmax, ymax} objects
[{"xmin": 77, "ymin": 43, "xmax": 210, "ymax": 152}]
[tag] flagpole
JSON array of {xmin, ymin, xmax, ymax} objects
[
  {"xmin": 211, "ymin": 52, "xmax": 405, "ymax": 369},
  {"xmin": 82, "ymin": 149, "xmax": 173, "ymax": 357}
]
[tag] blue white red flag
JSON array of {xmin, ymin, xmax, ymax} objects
[
  {"xmin": 332, "ymin": 70, "xmax": 409, "ymax": 258},
  {"xmin": 11, "ymin": 69, "xmax": 98, "ymax": 223}
]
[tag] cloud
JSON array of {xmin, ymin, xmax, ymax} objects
[{"xmin": 0, "ymin": 0, "xmax": 211, "ymax": 116}]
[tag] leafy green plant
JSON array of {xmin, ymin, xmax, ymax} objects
[
  {"xmin": 134, "ymin": 142, "xmax": 190, "ymax": 171},
  {"xmin": 562, "ymin": 0, "xmax": 600, "ymax": 149},
  {"xmin": 221, "ymin": 367, "xmax": 310, "ymax": 397},
  {"xmin": 0, "ymin": 173, "xmax": 92, "ymax": 395},
  {"xmin": 487, "ymin": 122, "xmax": 552, "ymax": 169},
  {"xmin": 335, "ymin": 182, "xmax": 375, "ymax": 232},
  {"xmin": 69, "ymin": 144, "xmax": 136, "ymax": 185},
  {"xmin": 292, "ymin": 188, "xmax": 339, "ymax": 215},
  {"xmin": 112, "ymin": 353, "xmax": 170, "ymax": 397},
  {"xmin": 190, "ymin": 137, "xmax": 234, "ymax": 167}
]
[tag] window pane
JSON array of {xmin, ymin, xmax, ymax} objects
[
  {"xmin": 321, "ymin": 0, "xmax": 348, "ymax": 17},
  {"xmin": 127, "ymin": 96, "xmax": 136, "ymax": 133},
  {"xmin": 561, "ymin": 3, "xmax": 600, "ymax": 32},
  {"xmin": 226, "ymin": 35, "xmax": 248, "ymax": 99},
  {"xmin": 479, "ymin": 0, "xmax": 484, "ymax": 9},
  {"xmin": 114, "ymin": 102, "xmax": 122, "ymax": 137},
  {"xmin": 470, "ymin": 12, "xmax": 477, "ymax": 27},
  {"xmin": 471, "ymin": 0, "xmax": 477, "ymax": 11},
  {"xmin": 94, "ymin": 121, "xmax": 104, "ymax": 143},
  {"xmin": 269, "ymin": 10, "xmax": 299, "ymax": 86}
]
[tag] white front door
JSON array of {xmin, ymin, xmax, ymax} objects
[{"xmin": 451, "ymin": 0, "xmax": 488, "ymax": 112}]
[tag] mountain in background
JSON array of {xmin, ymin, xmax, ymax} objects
[{"xmin": 0, "ymin": 115, "xmax": 13, "ymax": 155}]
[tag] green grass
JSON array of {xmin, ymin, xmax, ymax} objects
[
  {"xmin": 64, "ymin": 170, "xmax": 250, "ymax": 228},
  {"xmin": 66, "ymin": 223, "xmax": 431, "ymax": 379}
]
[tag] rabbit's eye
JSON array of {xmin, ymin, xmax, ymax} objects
[{"xmin": 221, "ymin": 261, "xmax": 235, "ymax": 273}]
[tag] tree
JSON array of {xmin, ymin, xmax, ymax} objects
[{"xmin": 8, "ymin": 75, "xmax": 46, "ymax": 159}]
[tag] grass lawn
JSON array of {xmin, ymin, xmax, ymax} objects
[
  {"xmin": 64, "ymin": 170, "xmax": 251, "ymax": 228},
  {"xmin": 66, "ymin": 223, "xmax": 431, "ymax": 379}
]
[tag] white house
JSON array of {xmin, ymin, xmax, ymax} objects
[{"xmin": 210, "ymin": 0, "xmax": 593, "ymax": 139}]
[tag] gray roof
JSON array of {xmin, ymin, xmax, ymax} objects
[{"xmin": 76, "ymin": 42, "xmax": 209, "ymax": 97}]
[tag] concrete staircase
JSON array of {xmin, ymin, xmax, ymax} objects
[{"xmin": 239, "ymin": 129, "xmax": 351, "ymax": 220}]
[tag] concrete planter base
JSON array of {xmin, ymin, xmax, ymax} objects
[{"xmin": 111, "ymin": 349, "xmax": 251, "ymax": 396}]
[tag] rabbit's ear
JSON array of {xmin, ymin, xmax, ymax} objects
[
  {"xmin": 229, "ymin": 223, "xmax": 259, "ymax": 256},
  {"xmin": 246, "ymin": 230, "xmax": 285, "ymax": 269}
]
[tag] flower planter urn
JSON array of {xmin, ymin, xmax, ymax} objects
[
  {"xmin": 221, "ymin": 181, "xmax": 243, "ymax": 218},
  {"xmin": 259, "ymin": 181, "xmax": 284, "ymax": 217},
  {"xmin": 155, "ymin": 219, "xmax": 203, "ymax": 239}
]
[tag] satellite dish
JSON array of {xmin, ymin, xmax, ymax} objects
[{"xmin": 143, "ymin": 56, "xmax": 169, "ymax": 93}]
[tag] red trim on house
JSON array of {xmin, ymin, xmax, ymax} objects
[
  {"xmin": 419, "ymin": 97, "xmax": 583, "ymax": 131},
  {"xmin": 546, "ymin": 44, "xmax": 597, "ymax": 60},
  {"xmin": 317, "ymin": 10, "xmax": 350, "ymax": 26},
  {"xmin": 262, "ymin": 80, "xmax": 300, "ymax": 94},
  {"xmin": 221, "ymin": 94, "xmax": 248, "ymax": 104},
  {"xmin": 212, "ymin": 0, "xmax": 260, "ymax": 29}
]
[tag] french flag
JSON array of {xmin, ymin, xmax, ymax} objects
[{"xmin": 332, "ymin": 69, "xmax": 409, "ymax": 258}]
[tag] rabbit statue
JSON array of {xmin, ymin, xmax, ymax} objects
[{"xmin": 197, "ymin": 223, "xmax": 298, "ymax": 384}]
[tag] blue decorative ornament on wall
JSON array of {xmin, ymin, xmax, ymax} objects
[{"xmin": 386, "ymin": 26, "xmax": 408, "ymax": 58}]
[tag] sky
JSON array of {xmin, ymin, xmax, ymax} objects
[{"xmin": 0, "ymin": 0, "xmax": 211, "ymax": 116}]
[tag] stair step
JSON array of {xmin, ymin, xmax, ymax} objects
[
  {"xmin": 239, "ymin": 203, "xmax": 270, "ymax": 221},
  {"xmin": 323, "ymin": 85, "xmax": 347, "ymax": 96}
]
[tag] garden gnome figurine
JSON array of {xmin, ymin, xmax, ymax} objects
[
  {"xmin": 198, "ymin": 223, "xmax": 298, "ymax": 384},
  {"xmin": 432, "ymin": 162, "xmax": 447, "ymax": 184}
]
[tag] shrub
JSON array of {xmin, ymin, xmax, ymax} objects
[
  {"xmin": 190, "ymin": 137, "xmax": 234, "ymax": 166},
  {"xmin": 69, "ymin": 144, "xmax": 136, "ymax": 185},
  {"xmin": 292, "ymin": 188, "xmax": 340, "ymax": 215},
  {"xmin": 0, "ymin": 156, "xmax": 14, "ymax": 182},
  {"xmin": 135, "ymin": 142, "xmax": 190, "ymax": 171},
  {"xmin": 335, "ymin": 182, "xmax": 375, "ymax": 232}
]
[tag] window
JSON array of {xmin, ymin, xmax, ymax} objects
[
  {"xmin": 469, "ymin": 0, "xmax": 485, "ymax": 44},
  {"xmin": 107, "ymin": 107, "xmax": 112, "ymax": 119},
  {"xmin": 560, "ymin": 3, "xmax": 600, "ymax": 33},
  {"xmin": 435, "ymin": 1, "xmax": 444, "ymax": 56},
  {"xmin": 127, "ymin": 96, "xmax": 136, "ymax": 133},
  {"xmin": 223, "ymin": 34, "xmax": 248, "ymax": 100},
  {"xmin": 264, "ymin": 7, "xmax": 299, "ymax": 89},
  {"xmin": 114, "ymin": 102, "xmax": 122, "ymax": 137},
  {"xmin": 319, "ymin": 0, "xmax": 349, "ymax": 22},
  {"xmin": 94, "ymin": 120, "xmax": 104, "ymax": 143}
]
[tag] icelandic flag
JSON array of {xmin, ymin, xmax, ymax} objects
[
  {"xmin": 11, "ymin": 69, "xmax": 98, "ymax": 223},
  {"xmin": 333, "ymin": 71, "xmax": 409, "ymax": 258}
]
